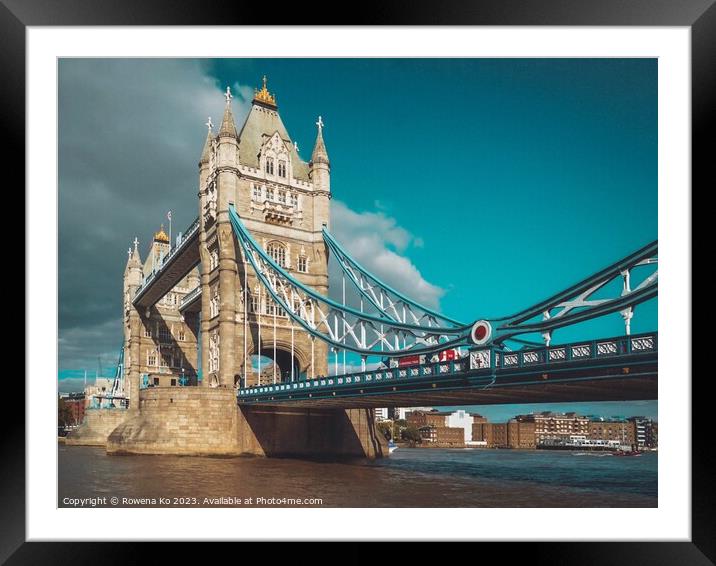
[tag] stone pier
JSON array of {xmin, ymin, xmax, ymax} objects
[
  {"xmin": 65, "ymin": 408, "xmax": 129, "ymax": 446},
  {"xmin": 104, "ymin": 387, "xmax": 387, "ymax": 458}
]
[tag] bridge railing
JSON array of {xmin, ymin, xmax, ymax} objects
[
  {"xmin": 237, "ymin": 331, "xmax": 657, "ymax": 398},
  {"xmin": 180, "ymin": 285, "xmax": 201, "ymax": 309},
  {"xmin": 493, "ymin": 333, "xmax": 658, "ymax": 370}
]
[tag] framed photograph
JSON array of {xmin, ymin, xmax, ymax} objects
[{"xmin": 8, "ymin": 0, "xmax": 708, "ymax": 561}]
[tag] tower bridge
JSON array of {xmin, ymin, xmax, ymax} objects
[{"xmin": 67, "ymin": 77, "xmax": 658, "ymax": 459}]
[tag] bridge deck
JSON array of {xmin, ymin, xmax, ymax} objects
[
  {"xmin": 237, "ymin": 333, "xmax": 658, "ymax": 409},
  {"xmin": 133, "ymin": 218, "xmax": 201, "ymax": 309}
]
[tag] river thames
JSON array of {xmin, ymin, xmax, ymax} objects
[{"xmin": 58, "ymin": 444, "xmax": 656, "ymax": 507}]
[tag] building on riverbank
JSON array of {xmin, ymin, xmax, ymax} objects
[
  {"xmin": 628, "ymin": 416, "xmax": 658, "ymax": 449},
  {"xmin": 408, "ymin": 409, "xmax": 485, "ymax": 443},
  {"xmin": 588, "ymin": 418, "xmax": 636, "ymax": 447},
  {"xmin": 59, "ymin": 392, "xmax": 86, "ymax": 426},
  {"xmin": 508, "ymin": 419, "xmax": 537, "ymax": 449},
  {"xmin": 418, "ymin": 425, "xmax": 465, "ymax": 447}
]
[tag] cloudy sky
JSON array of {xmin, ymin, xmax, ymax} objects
[{"xmin": 58, "ymin": 59, "xmax": 657, "ymax": 418}]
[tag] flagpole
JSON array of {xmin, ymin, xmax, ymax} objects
[{"xmin": 168, "ymin": 210, "xmax": 172, "ymax": 248}]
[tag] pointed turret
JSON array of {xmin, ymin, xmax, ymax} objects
[
  {"xmin": 124, "ymin": 237, "xmax": 143, "ymax": 288},
  {"xmin": 125, "ymin": 237, "xmax": 142, "ymax": 269},
  {"xmin": 199, "ymin": 117, "xmax": 215, "ymax": 165},
  {"xmin": 218, "ymin": 86, "xmax": 238, "ymax": 138},
  {"xmin": 309, "ymin": 115, "xmax": 331, "ymax": 195},
  {"xmin": 310, "ymin": 115, "xmax": 330, "ymax": 167}
]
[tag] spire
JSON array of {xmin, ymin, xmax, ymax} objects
[
  {"xmin": 252, "ymin": 75, "xmax": 277, "ymax": 109},
  {"xmin": 218, "ymin": 86, "xmax": 238, "ymax": 138},
  {"xmin": 310, "ymin": 115, "xmax": 329, "ymax": 166},
  {"xmin": 126, "ymin": 237, "xmax": 142, "ymax": 269},
  {"xmin": 199, "ymin": 117, "xmax": 214, "ymax": 164}
]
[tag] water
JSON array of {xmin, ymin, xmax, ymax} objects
[{"xmin": 58, "ymin": 445, "xmax": 657, "ymax": 507}]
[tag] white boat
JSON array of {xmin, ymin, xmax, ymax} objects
[{"xmin": 388, "ymin": 440, "xmax": 398, "ymax": 454}]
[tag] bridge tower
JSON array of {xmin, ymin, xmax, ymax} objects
[
  {"xmin": 122, "ymin": 228, "xmax": 201, "ymax": 410},
  {"xmin": 198, "ymin": 77, "xmax": 330, "ymax": 388}
]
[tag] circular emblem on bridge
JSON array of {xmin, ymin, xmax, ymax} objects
[{"xmin": 470, "ymin": 320, "xmax": 492, "ymax": 345}]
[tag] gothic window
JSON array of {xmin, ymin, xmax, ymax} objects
[
  {"xmin": 267, "ymin": 241, "xmax": 286, "ymax": 267},
  {"xmin": 210, "ymin": 288, "xmax": 220, "ymax": 318},
  {"xmin": 178, "ymin": 328, "xmax": 186, "ymax": 341},
  {"xmin": 159, "ymin": 327, "xmax": 172, "ymax": 343},
  {"xmin": 144, "ymin": 326, "xmax": 152, "ymax": 338},
  {"xmin": 290, "ymin": 193, "xmax": 298, "ymax": 208},
  {"xmin": 265, "ymin": 157, "xmax": 274, "ymax": 175},
  {"xmin": 249, "ymin": 294, "xmax": 259, "ymax": 313},
  {"xmin": 297, "ymin": 256, "xmax": 307, "ymax": 273},
  {"xmin": 210, "ymin": 248, "xmax": 219, "ymax": 270},
  {"xmin": 267, "ymin": 187, "xmax": 275, "ymax": 201},
  {"xmin": 209, "ymin": 333, "xmax": 220, "ymax": 372},
  {"xmin": 278, "ymin": 161, "xmax": 286, "ymax": 178},
  {"xmin": 252, "ymin": 184, "xmax": 262, "ymax": 201},
  {"xmin": 147, "ymin": 350, "xmax": 157, "ymax": 367},
  {"xmin": 278, "ymin": 190, "xmax": 286, "ymax": 204},
  {"xmin": 266, "ymin": 299, "xmax": 286, "ymax": 318}
]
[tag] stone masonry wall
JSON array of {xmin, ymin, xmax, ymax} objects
[
  {"xmin": 107, "ymin": 387, "xmax": 241, "ymax": 456},
  {"xmin": 65, "ymin": 408, "xmax": 129, "ymax": 446},
  {"xmin": 106, "ymin": 386, "xmax": 387, "ymax": 458}
]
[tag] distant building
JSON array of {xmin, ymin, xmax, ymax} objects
[
  {"xmin": 628, "ymin": 417, "xmax": 658, "ymax": 449},
  {"xmin": 418, "ymin": 425, "xmax": 465, "ymax": 446},
  {"xmin": 407, "ymin": 410, "xmax": 451, "ymax": 429},
  {"xmin": 446, "ymin": 410, "xmax": 475, "ymax": 443},
  {"xmin": 647, "ymin": 421, "xmax": 658, "ymax": 449},
  {"xmin": 395, "ymin": 407, "xmax": 434, "ymax": 420},
  {"xmin": 516, "ymin": 411, "xmax": 589, "ymax": 445},
  {"xmin": 507, "ymin": 419, "xmax": 536, "ymax": 449},
  {"xmin": 588, "ymin": 419, "xmax": 635, "ymax": 448},
  {"xmin": 59, "ymin": 392, "xmax": 86, "ymax": 426},
  {"xmin": 472, "ymin": 422, "xmax": 509, "ymax": 448}
]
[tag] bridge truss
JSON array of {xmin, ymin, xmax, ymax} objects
[{"xmin": 230, "ymin": 206, "xmax": 657, "ymax": 361}]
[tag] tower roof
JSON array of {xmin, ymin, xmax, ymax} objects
[
  {"xmin": 236, "ymin": 78, "xmax": 310, "ymax": 181},
  {"xmin": 310, "ymin": 115, "xmax": 329, "ymax": 166},
  {"xmin": 126, "ymin": 237, "xmax": 142, "ymax": 270},
  {"xmin": 218, "ymin": 86, "xmax": 238, "ymax": 138}
]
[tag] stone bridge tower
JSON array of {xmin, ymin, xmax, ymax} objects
[{"xmin": 199, "ymin": 78, "xmax": 330, "ymax": 388}]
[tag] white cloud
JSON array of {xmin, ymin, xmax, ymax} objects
[{"xmin": 330, "ymin": 200, "xmax": 445, "ymax": 309}]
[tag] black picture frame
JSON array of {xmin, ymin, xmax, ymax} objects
[{"xmin": 5, "ymin": 0, "xmax": 708, "ymax": 562}]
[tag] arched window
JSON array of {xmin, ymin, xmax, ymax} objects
[
  {"xmin": 265, "ymin": 157, "xmax": 274, "ymax": 175},
  {"xmin": 267, "ymin": 241, "xmax": 286, "ymax": 267}
]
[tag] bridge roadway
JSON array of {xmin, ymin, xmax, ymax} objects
[
  {"xmin": 133, "ymin": 217, "xmax": 201, "ymax": 310},
  {"xmin": 237, "ymin": 332, "xmax": 658, "ymax": 409}
]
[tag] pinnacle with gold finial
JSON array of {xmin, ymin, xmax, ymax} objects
[
  {"xmin": 154, "ymin": 224, "xmax": 170, "ymax": 244},
  {"xmin": 253, "ymin": 75, "xmax": 277, "ymax": 108}
]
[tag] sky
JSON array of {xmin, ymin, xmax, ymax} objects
[{"xmin": 58, "ymin": 58, "xmax": 657, "ymax": 419}]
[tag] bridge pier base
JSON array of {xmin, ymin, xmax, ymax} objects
[
  {"xmin": 65, "ymin": 408, "xmax": 129, "ymax": 446},
  {"xmin": 105, "ymin": 387, "xmax": 387, "ymax": 459}
]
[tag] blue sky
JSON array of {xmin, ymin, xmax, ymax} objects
[{"xmin": 58, "ymin": 58, "xmax": 657, "ymax": 419}]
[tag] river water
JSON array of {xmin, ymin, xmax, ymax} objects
[{"xmin": 58, "ymin": 445, "xmax": 657, "ymax": 508}]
